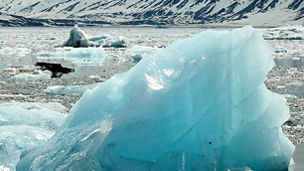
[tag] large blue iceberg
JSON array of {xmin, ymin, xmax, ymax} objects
[{"xmin": 17, "ymin": 26, "xmax": 294, "ymax": 170}]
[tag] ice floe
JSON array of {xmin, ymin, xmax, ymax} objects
[
  {"xmin": 9, "ymin": 70, "xmax": 52, "ymax": 81},
  {"xmin": 44, "ymin": 84, "xmax": 97, "ymax": 96}
]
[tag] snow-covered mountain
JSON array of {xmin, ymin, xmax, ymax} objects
[{"xmin": 1, "ymin": 0, "xmax": 304, "ymax": 26}]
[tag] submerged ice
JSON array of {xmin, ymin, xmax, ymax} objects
[{"xmin": 17, "ymin": 26, "xmax": 294, "ymax": 170}]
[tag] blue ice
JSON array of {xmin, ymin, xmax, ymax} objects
[
  {"xmin": 44, "ymin": 84, "xmax": 97, "ymax": 95},
  {"xmin": 17, "ymin": 26, "xmax": 294, "ymax": 170},
  {"xmin": 39, "ymin": 47, "xmax": 106, "ymax": 64},
  {"xmin": 0, "ymin": 103, "xmax": 66, "ymax": 170},
  {"xmin": 126, "ymin": 45, "xmax": 161, "ymax": 63}
]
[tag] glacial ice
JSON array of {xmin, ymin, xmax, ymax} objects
[
  {"xmin": 62, "ymin": 26, "xmax": 95, "ymax": 48},
  {"xmin": 126, "ymin": 45, "xmax": 160, "ymax": 63},
  {"xmin": 0, "ymin": 103, "xmax": 66, "ymax": 170},
  {"xmin": 9, "ymin": 70, "xmax": 52, "ymax": 81},
  {"xmin": 102, "ymin": 36, "xmax": 128, "ymax": 48},
  {"xmin": 17, "ymin": 26, "xmax": 294, "ymax": 170},
  {"xmin": 58, "ymin": 47, "xmax": 105, "ymax": 64},
  {"xmin": 61, "ymin": 26, "xmax": 128, "ymax": 48},
  {"xmin": 88, "ymin": 35, "xmax": 110, "ymax": 42},
  {"xmin": 44, "ymin": 84, "xmax": 97, "ymax": 95},
  {"xmin": 39, "ymin": 47, "xmax": 106, "ymax": 64}
]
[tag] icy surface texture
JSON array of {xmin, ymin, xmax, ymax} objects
[
  {"xmin": 263, "ymin": 25, "xmax": 304, "ymax": 40},
  {"xmin": 0, "ymin": 103, "xmax": 66, "ymax": 170},
  {"xmin": 61, "ymin": 26, "xmax": 128, "ymax": 48},
  {"xmin": 44, "ymin": 84, "xmax": 97, "ymax": 95},
  {"xmin": 9, "ymin": 70, "xmax": 51, "ymax": 81},
  {"xmin": 126, "ymin": 45, "xmax": 160, "ymax": 63},
  {"xmin": 88, "ymin": 35, "xmax": 110, "ymax": 42},
  {"xmin": 17, "ymin": 26, "xmax": 294, "ymax": 170},
  {"xmin": 102, "ymin": 36, "xmax": 128, "ymax": 48},
  {"xmin": 54, "ymin": 47, "xmax": 105, "ymax": 64}
]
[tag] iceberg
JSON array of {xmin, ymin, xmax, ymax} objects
[
  {"xmin": 61, "ymin": 26, "xmax": 128, "ymax": 48},
  {"xmin": 0, "ymin": 103, "xmax": 66, "ymax": 170},
  {"xmin": 17, "ymin": 26, "xmax": 294, "ymax": 170},
  {"xmin": 62, "ymin": 26, "xmax": 95, "ymax": 48}
]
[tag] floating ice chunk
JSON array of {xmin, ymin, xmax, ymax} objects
[
  {"xmin": 88, "ymin": 35, "xmax": 110, "ymax": 42},
  {"xmin": 0, "ymin": 103, "xmax": 66, "ymax": 170},
  {"xmin": 9, "ymin": 70, "xmax": 51, "ymax": 81},
  {"xmin": 1, "ymin": 67, "xmax": 18, "ymax": 76},
  {"xmin": 126, "ymin": 45, "xmax": 161, "ymax": 63},
  {"xmin": 62, "ymin": 26, "xmax": 95, "ymax": 48},
  {"xmin": 61, "ymin": 26, "xmax": 127, "ymax": 48},
  {"xmin": 62, "ymin": 48, "xmax": 105, "ymax": 61},
  {"xmin": 17, "ymin": 26, "xmax": 294, "ymax": 170},
  {"xmin": 45, "ymin": 84, "xmax": 97, "ymax": 95},
  {"xmin": 102, "ymin": 36, "xmax": 128, "ymax": 48},
  {"xmin": 40, "ymin": 47, "xmax": 106, "ymax": 64}
]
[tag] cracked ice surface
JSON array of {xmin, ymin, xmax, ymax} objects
[{"xmin": 17, "ymin": 26, "xmax": 294, "ymax": 170}]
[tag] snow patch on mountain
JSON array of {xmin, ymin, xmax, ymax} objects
[{"xmin": 1, "ymin": 1, "xmax": 304, "ymax": 27}]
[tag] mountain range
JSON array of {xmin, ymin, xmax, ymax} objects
[{"xmin": 1, "ymin": 0, "xmax": 304, "ymax": 26}]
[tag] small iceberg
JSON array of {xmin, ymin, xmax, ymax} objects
[
  {"xmin": 17, "ymin": 26, "xmax": 294, "ymax": 170},
  {"xmin": 102, "ymin": 36, "xmax": 128, "ymax": 48},
  {"xmin": 38, "ymin": 47, "xmax": 106, "ymax": 65},
  {"xmin": 57, "ymin": 47, "xmax": 106, "ymax": 64},
  {"xmin": 61, "ymin": 26, "xmax": 128, "ymax": 48},
  {"xmin": 62, "ymin": 26, "xmax": 95, "ymax": 48},
  {"xmin": 9, "ymin": 70, "xmax": 52, "ymax": 81}
]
